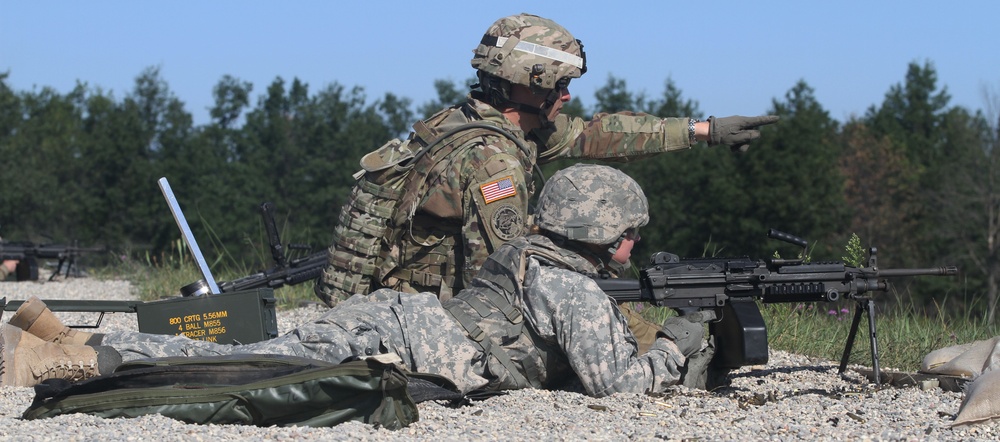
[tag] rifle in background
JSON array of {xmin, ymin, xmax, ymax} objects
[
  {"xmin": 216, "ymin": 201, "xmax": 327, "ymax": 293},
  {"xmin": 1, "ymin": 240, "xmax": 105, "ymax": 281}
]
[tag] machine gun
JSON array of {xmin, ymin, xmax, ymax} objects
[
  {"xmin": 1, "ymin": 240, "xmax": 105, "ymax": 281},
  {"xmin": 594, "ymin": 229, "xmax": 958, "ymax": 384},
  {"xmin": 214, "ymin": 202, "xmax": 326, "ymax": 294}
]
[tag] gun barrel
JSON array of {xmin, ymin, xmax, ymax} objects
[
  {"xmin": 878, "ymin": 266, "xmax": 958, "ymax": 277},
  {"xmin": 594, "ymin": 278, "xmax": 645, "ymax": 303},
  {"xmin": 3, "ymin": 299, "xmax": 140, "ymax": 313}
]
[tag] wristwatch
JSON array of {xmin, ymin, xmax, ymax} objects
[{"xmin": 688, "ymin": 118, "xmax": 699, "ymax": 143}]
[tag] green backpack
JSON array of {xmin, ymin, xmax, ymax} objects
[{"xmin": 22, "ymin": 355, "xmax": 461, "ymax": 429}]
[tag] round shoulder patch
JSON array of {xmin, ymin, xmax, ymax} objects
[{"xmin": 491, "ymin": 204, "xmax": 525, "ymax": 241}]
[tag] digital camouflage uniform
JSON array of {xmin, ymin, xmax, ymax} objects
[
  {"xmin": 442, "ymin": 234, "xmax": 685, "ymax": 395},
  {"xmin": 100, "ymin": 165, "xmax": 687, "ymax": 397},
  {"xmin": 99, "ymin": 235, "xmax": 684, "ymax": 396}
]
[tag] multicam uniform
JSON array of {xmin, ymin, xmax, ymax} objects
[
  {"xmin": 316, "ymin": 92, "xmax": 694, "ymax": 305},
  {"xmin": 100, "ymin": 233, "xmax": 685, "ymax": 397}
]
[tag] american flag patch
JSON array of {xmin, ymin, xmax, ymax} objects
[{"xmin": 480, "ymin": 176, "xmax": 517, "ymax": 204}]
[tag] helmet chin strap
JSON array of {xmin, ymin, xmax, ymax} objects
[
  {"xmin": 604, "ymin": 233, "xmax": 632, "ymax": 276},
  {"xmin": 548, "ymin": 232, "xmax": 625, "ymax": 275},
  {"xmin": 607, "ymin": 235, "xmax": 624, "ymax": 257},
  {"xmin": 505, "ymin": 100, "xmax": 562, "ymax": 129},
  {"xmin": 606, "ymin": 257, "xmax": 629, "ymax": 277},
  {"xmin": 536, "ymin": 87, "xmax": 564, "ymax": 129},
  {"xmin": 510, "ymin": 101, "xmax": 544, "ymax": 115},
  {"xmin": 499, "ymin": 101, "xmax": 555, "ymax": 130},
  {"xmin": 475, "ymin": 74, "xmax": 560, "ymax": 129}
]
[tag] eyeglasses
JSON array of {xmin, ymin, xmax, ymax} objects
[
  {"xmin": 625, "ymin": 228, "xmax": 641, "ymax": 242},
  {"xmin": 542, "ymin": 78, "xmax": 572, "ymax": 105}
]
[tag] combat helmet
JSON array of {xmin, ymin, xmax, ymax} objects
[
  {"xmin": 471, "ymin": 13, "xmax": 587, "ymax": 105},
  {"xmin": 535, "ymin": 164, "xmax": 648, "ymax": 245}
]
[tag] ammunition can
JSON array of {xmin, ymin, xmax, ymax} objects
[{"xmin": 136, "ymin": 288, "xmax": 278, "ymax": 344}]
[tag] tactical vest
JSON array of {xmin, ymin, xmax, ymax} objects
[
  {"xmin": 442, "ymin": 235, "xmax": 598, "ymax": 390},
  {"xmin": 318, "ymin": 106, "xmax": 533, "ymax": 308}
]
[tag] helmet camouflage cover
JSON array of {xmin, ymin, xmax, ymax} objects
[
  {"xmin": 535, "ymin": 164, "xmax": 649, "ymax": 245},
  {"xmin": 471, "ymin": 13, "xmax": 587, "ymax": 91}
]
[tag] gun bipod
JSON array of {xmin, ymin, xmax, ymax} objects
[{"xmin": 838, "ymin": 296, "xmax": 882, "ymax": 385}]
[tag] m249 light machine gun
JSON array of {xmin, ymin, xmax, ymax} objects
[{"xmin": 595, "ymin": 229, "xmax": 958, "ymax": 384}]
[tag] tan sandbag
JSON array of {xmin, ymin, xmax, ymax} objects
[
  {"xmin": 922, "ymin": 341, "xmax": 978, "ymax": 371},
  {"xmin": 985, "ymin": 337, "xmax": 1000, "ymax": 374},
  {"xmin": 921, "ymin": 337, "xmax": 1000, "ymax": 378},
  {"xmin": 954, "ymin": 368, "xmax": 1000, "ymax": 426}
]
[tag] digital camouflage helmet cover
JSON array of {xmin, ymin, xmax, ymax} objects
[{"xmin": 534, "ymin": 164, "xmax": 649, "ymax": 245}]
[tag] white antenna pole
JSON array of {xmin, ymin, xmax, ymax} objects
[{"xmin": 157, "ymin": 177, "xmax": 220, "ymax": 295}]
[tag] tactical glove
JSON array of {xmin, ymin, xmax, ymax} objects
[
  {"xmin": 680, "ymin": 335, "xmax": 731, "ymax": 390},
  {"xmin": 708, "ymin": 115, "xmax": 780, "ymax": 152},
  {"xmin": 659, "ymin": 310, "xmax": 717, "ymax": 357}
]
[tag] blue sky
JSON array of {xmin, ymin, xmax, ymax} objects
[{"xmin": 3, "ymin": 1, "xmax": 998, "ymax": 126}]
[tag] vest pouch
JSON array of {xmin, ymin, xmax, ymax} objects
[
  {"xmin": 22, "ymin": 355, "xmax": 419, "ymax": 429},
  {"xmin": 360, "ymin": 138, "xmax": 417, "ymax": 176},
  {"xmin": 382, "ymin": 228, "xmax": 457, "ymax": 300}
]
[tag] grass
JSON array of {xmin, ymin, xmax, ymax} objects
[{"xmin": 763, "ymin": 299, "xmax": 999, "ymax": 372}]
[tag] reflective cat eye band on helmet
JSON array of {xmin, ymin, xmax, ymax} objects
[{"xmin": 480, "ymin": 36, "xmax": 586, "ymax": 70}]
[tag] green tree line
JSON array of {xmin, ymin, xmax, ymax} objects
[{"xmin": 1, "ymin": 62, "xmax": 997, "ymax": 323}]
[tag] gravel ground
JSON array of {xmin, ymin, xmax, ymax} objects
[{"xmin": 2, "ymin": 276, "xmax": 1000, "ymax": 441}]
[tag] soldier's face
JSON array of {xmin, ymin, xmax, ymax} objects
[
  {"xmin": 610, "ymin": 229, "xmax": 639, "ymax": 264},
  {"xmin": 543, "ymin": 87, "xmax": 571, "ymax": 121},
  {"xmin": 611, "ymin": 236, "xmax": 635, "ymax": 264},
  {"xmin": 510, "ymin": 84, "xmax": 569, "ymax": 114}
]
